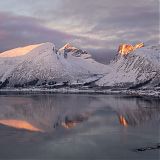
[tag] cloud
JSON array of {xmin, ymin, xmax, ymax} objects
[
  {"xmin": 0, "ymin": 12, "xmax": 73, "ymax": 52},
  {"xmin": 0, "ymin": 0, "xmax": 159, "ymax": 63},
  {"xmin": 15, "ymin": 0, "xmax": 157, "ymax": 50},
  {"xmin": 58, "ymin": 0, "xmax": 159, "ymax": 45},
  {"xmin": 0, "ymin": 11, "xmax": 115, "ymax": 63}
]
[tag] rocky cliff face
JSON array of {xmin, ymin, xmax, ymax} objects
[
  {"xmin": 118, "ymin": 42, "xmax": 144, "ymax": 56},
  {"xmin": 59, "ymin": 43, "xmax": 88, "ymax": 58}
]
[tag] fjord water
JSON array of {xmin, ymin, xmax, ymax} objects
[{"xmin": 0, "ymin": 94, "xmax": 159, "ymax": 160}]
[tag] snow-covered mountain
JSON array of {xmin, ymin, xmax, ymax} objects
[
  {"xmin": 97, "ymin": 44, "xmax": 160, "ymax": 89},
  {"xmin": 0, "ymin": 42, "xmax": 108, "ymax": 88},
  {"xmin": 0, "ymin": 42, "xmax": 159, "ymax": 90}
]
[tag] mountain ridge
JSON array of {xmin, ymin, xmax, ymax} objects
[
  {"xmin": 97, "ymin": 44, "xmax": 160, "ymax": 88},
  {"xmin": 0, "ymin": 42, "xmax": 108, "ymax": 88},
  {"xmin": 0, "ymin": 42, "xmax": 159, "ymax": 91}
]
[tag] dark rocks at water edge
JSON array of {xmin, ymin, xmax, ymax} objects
[{"xmin": 134, "ymin": 143, "xmax": 160, "ymax": 152}]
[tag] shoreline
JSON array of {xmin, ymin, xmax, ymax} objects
[{"xmin": 0, "ymin": 88, "xmax": 160, "ymax": 98}]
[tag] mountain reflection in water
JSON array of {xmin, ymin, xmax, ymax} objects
[
  {"xmin": 116, "ymin": 98, "xmax": 160, "ymax": 127},
  {"xmin": 0, "ymin": 95, "xmax": 93, "ymax": 133},
  {"xmin": 0, "ymin": 119, "xmax": 42, "ymax": 132},
  {"xmin": 0, "ymin": 94, "xmax": 159, "ymax": 159},
  {"xmin": 0, "ymin": 95, "xmax": 159, "ymax": 132}
]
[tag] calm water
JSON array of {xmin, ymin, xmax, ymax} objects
[{"xmin": 0, "ymin": 94, "xmax": 159, "ymax": 160}]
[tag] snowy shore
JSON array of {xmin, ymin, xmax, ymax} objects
[{"xmin": 0, "ymin": 88, "xmax": 159, "ymax": 98}]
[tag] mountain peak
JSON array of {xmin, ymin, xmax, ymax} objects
[
  {"xmin": 64, "ymin": 43, "xmax": 73, "ymax": 48},
  {"xmin": 118, "ymin": 42, "xmax": 144, "ymax": 56},
  {"xmin": 61, "ymin": 43, "xmax": 78, "ymax": 50}
]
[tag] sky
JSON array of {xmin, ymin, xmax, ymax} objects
[{"xmin": 0, "ymin": 0, "xmax": 159, "ymax": 63}]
